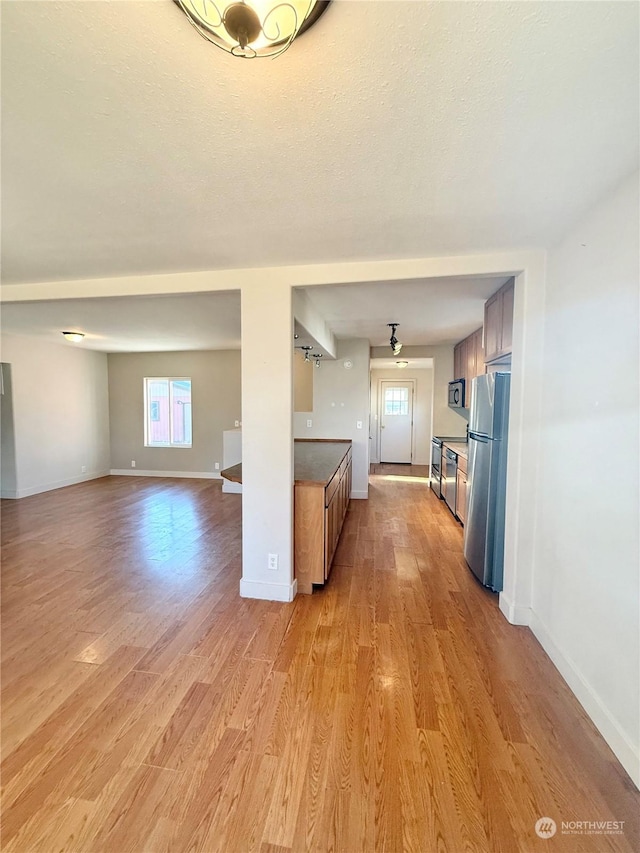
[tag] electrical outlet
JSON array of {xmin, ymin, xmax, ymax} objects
[
  {"xmin": 131, "ymin": 460, "xmax": 136, "ymax": 468},
  {"xmin": 235, "ymin": 420, "xmax": 240, "ymax": 427},
  {"xmin": 214, "ymin": 462, "xmax": 220, "ymax": 470},
  {"xmin": 81, "ymin": 465, "xmax": 86, "ymax": 473},
  {"xmin": 356, "ymin": 420, "xmax": 363, "ymax": 429},
  {"xmin": 268, "ymin": 553, "xmax": 278, "ymax": 571},
  {"xmin": 306, "ymin": 419, "xmax": 312, "ymax": 428}
]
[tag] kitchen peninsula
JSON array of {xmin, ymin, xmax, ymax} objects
[{"xmin": 221, "ymin": 439, "xmax": 352, "ymax": 594}]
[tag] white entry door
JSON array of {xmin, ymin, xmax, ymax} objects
[{"xmin": 379, "ymin": 381, "xmax": 414, "ymax": 463}]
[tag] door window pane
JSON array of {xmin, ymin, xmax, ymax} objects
[{"xmin": 384, "ymin": 386, "xmax": 409, "ymax": 416}]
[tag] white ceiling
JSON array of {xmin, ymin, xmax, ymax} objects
[
  {"xmin": 1, "ymin": 2, "xmax": 638, "ymax": 353},
  {"xmin": 0, "ymin": 293, "xmax": 241, "ymax": 352},
  {"xmin": 302, "ymin": 275, "xmax": 508, "ymax": 346},
  {"xmin": 2, "ymin": 1, "xmax": 638, "ymax": 286},
  {"xmin": 0, "ymin": 275, "xmax": 500, "ymax": 351}
]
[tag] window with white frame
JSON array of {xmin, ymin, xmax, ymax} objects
[
  {"xmin": 383, "ymin": 386, "xmax": 409, "ymax": 416},
  {"xmin": 144, "ymin": 378, "xmax": 192, "ymax": 447}
]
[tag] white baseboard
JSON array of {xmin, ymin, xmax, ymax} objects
[
  {"xmin": 1, "ymin": 470, "xmax": 110, "ymax": 500},
  {"xmin": 239, "ymin": 578, "xmax": 298, "ymax": 602},
  {"xmin": 350, "ymin": 490, "xmax": 369, "ymax": 500},
  {"xmin": 110, "ymin": 469, "xmax": 221, "ymax": 480},
  {"xmin": 222, "ymin": 481, "xmax": 242, "ymax": 494},
  {"xmin": 529, "ymin": 611, "xmax": 640, "ymax": 790},
  {"xmin": 498, "ymin": 592, "xmax": 531, "ymax": 626}
]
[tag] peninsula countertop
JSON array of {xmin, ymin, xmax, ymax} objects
[{"xmin": 220, "ymin": 439, "xmax": 352, "ymax": 488}]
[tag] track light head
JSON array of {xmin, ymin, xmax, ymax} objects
[{"xmin": 387, "ymin": 323, "xmax": 402, "ymax": 356}]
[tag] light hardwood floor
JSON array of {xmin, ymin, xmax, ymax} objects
[{"xmin": 1, "ymin": 471, "xmax": 638, "ymax": 852}]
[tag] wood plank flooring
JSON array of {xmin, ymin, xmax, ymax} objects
[{"xmin": 1, "ymin": 471, "xmax": 638, "ymax": 852}]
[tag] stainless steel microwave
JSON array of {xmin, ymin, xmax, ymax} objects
[{"xmin": 448, "ymin": 379, "xmax": 465, "ymax": 409}]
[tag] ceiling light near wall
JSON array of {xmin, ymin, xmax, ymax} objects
[
  {"xmin": 61, "ymin": 331, "xmax": 85, "ymax": 343},
  {"xmin": 396, "ymin": 361, "xmax": 409, "ymax": 369},
  {"xmin": 175, "ymin": 0, "xmax": 331, "ymax": 59}
]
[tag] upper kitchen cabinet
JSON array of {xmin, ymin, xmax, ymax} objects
[
  {"xmin": 500, "ymin": 280, "xmax": 514, "ymax": 353},
  {"xmin": 453, "ymin": 326, "xmax": 484, "ymax": 407},
  {"xmin": 453, "ymin": 340, "xmax": 464, "ymax": 384},
  {"xmin": 483, "ymin": 278, "xmax": 515, "ymax": 363},
  {"xmin": 467, "ymin": 327, "xmax": 483, "ymax": 385}
]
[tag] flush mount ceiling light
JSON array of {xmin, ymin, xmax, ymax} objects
[
  {"xmin": 396, "ymin": 360, "xmax": 409, "ymax": 369},
  {"xmin": 62, "ymin": 331, "xmax": 85, "ymax": 343},
  {"xmin": 175, "ymin": 0, "xmax": 331, "ymax": 59},
  {"xmin": 388, "ymin": 323, "xmax": 402, "ymax": 356}
]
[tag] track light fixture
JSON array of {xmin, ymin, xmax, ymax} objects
[
  {"xmin": 296, "ymin": 345, "xmax": 323, "ymax": 367},
  {"xmin": 388, "ymin": 323, "xmax": 402, "ymax": 356}
]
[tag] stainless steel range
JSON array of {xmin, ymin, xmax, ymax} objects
[{"xmin": 430, "ymin": 435, "xmax": 466, "ymax": 499}]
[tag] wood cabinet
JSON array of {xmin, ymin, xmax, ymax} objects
[
  {"xmin": 455, "ymin": 453, "xmax": 467, "ymax": 525},
  {"xmin": 501, "ymin": 280, "xmax": 514, "ymax": 354},
  {"xmin": 453, "ymin": 326, "xmax": 484, "ymax": 407},
  {"xmin": 484, "ymin": 278, "xmax": 515, "ymax": 363},
  {"xmin": 295, "ymin": 443, "xmax": 352, "ymax": 594},
  {"xmin": 453, "ymin": 342, "xmax": 464, "ymax": 386},
  {"xmin": 324, "ymin": 452, "xmax": 352, "ymax": 571}
]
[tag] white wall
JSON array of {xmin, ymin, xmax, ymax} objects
[
  {"xmin": 0, "ymin": 335, "xmax": 110, "ymax": 498},
  {"xmin": 108, "ymin": 350, "xmax": 241, "ymax": 476},
  {"xmin": 370, "ymin": 367, "xmax": 434, "ymax": 465},
  {"xmin": 531, "ymin": 172, "xmax": 640, "ymax": 787},
  {"xmin": 240, "ymin": 281, "xmax": 295, "ymax": 602},
  {"xmin": 294, "ymin": 338, "xmax": 370, "ymax": 498},
  {"xmin": 293, "ymin": 350, "xmax": 313, "ymax": 412},
  {"xmin": 0, "ymin": 364, "xmax": 18, "ymax": 495}
]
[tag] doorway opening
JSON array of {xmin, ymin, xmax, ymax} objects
[{"xmin": 379, "ymin": 379, "xmax": 415, "ymax": 463}]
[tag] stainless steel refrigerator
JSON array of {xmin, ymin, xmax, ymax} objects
[{"xmin": 463, "ymin": 373, "xmax": 510, "ymax": 591}]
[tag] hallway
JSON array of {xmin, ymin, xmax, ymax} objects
[{"xmin": 1, "ymin": 472, "xmax": 638, "ymax": 851}]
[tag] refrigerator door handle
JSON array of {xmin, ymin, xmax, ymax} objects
[{"xmin": 469, "ymin": 431, "xmax": 491, "ymax": 443}]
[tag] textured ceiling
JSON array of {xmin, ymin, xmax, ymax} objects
[
  {"xmin": 0, "ymin": 275, "xmax": 503, "ymax": 351},
  {"xmin": 2, "ymin": 1, "xmax": 638, "ymax": 285},
  {"xmin": 302, "ymin": 276, "xmax": 508, "ymax": 346},
  {"xmin": 0, "ymin": 293, "xmax": 241, "ymax": 352}
]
